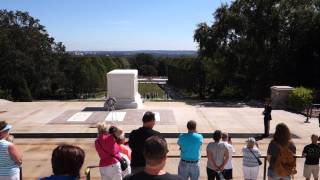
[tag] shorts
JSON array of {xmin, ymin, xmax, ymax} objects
[
  {"xmin": 243, "ymin": 166, "xmax": 259, "ymax": 180},
  {"xmin": 303, "ymin": 164, "xmax": 319, "ymax": 179},
  {"xmin": 0, "ymin": 173, "xmax": 20, "ymax": 180},
  {"xmin": 267, "ymin": 168, "xmax": 291, "ymax": 180},
  {"xmin": 223, "ymin": 169, "xmax": 233, "ymax": 179}
]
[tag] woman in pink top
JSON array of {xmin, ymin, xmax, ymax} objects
[{"xmin": 95, "ymin": 123, "xmax": 122, "ymax": 180}]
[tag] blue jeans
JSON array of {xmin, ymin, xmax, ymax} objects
[
  {"xmin": 268, "ymin": 168, "xmax": 291, "ymax": 180},
  {"xmin": 178, "ymin": 160, "xmax": 200, "ymax": 180}
]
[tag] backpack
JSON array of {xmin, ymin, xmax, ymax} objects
[{"xmin": 273, "ymin": 142, "xmax": 297, "ymax": 177}]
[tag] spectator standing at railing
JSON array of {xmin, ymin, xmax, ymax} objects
[
  {"xmin": 0, "ymin": 121, "xmax": 22, "ymax": 180},
  {"xmin": 222, "ymin": 132, "xmax": 235, "ymax": 180},
  {"xmin": 267, "ymin": 123, "xmax": 297, "ymax": 180},
  {"xmin": 40, "ymin": 144, "xmax": 85, "ymax": 180},
  {"xmin": 206, "ymin": 130, "xmax": 229, "ymax": 180},
  {"xmin": 302, "ymin": 134, "xmax": 320, "ymax": 180},
  {"xmin": 117, "ymin": 133, "xmax": 131, "ymax": 160},
  {"xmin": 177, "ymin": 120, "xmax": 203, "ymax": 180},
  {"xmin": 116, "ymin": 132, "xmax": 132, "ymax": 178},
  {"xmin": 129, "ymin": 111, "xmax": 160, "ymax": 174},
  {"xmin": 124, "ymin": 136, "xmax": 183, "ymax": 180},
  {"xmin": 95, "ymin": 123, "xmax": 123, "ymax": 180},
  {"xmin": 242, "ymin": 137, "xmax": 261, "ymax": 180}
]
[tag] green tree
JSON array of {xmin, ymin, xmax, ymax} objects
[
  {"xmin": 194, "ymin": 0, "xmax": 320, "ymax": 99},
  {"xmin": 130, "ymin": 53, "xmax": 158, "ymax": 76},
  {"xmin": 0, "ymin": 10, "xmax": 68, "ymax": 100}
]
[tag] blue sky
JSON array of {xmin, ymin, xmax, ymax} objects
[{"xmin": 1, "ymin": 0, "xmax": 229, "ymax": 51}]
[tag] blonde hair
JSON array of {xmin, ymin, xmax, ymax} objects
[{"xmin": 96, "ymin": 122, "xmax": 108, "ymax": 134}]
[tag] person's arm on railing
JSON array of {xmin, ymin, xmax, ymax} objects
[{"xmin": 8, "ymin": 143, "xmax": 22, "ymax": 166}]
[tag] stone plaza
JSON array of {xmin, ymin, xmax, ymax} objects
[{"xmin": 0, "ymin": 99, "xmax": 319, "ymax": 179}]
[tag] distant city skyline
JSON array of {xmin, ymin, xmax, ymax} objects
[{"xmin": 1, "ymin": 0, "xmax": 231, "ymax": 51}]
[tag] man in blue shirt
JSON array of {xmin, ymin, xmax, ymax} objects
[{"xmin": 177, "ymin": 120, "xmax": 203, "ymax": 180}]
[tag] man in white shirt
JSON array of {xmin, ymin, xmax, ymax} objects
[{"xmin": 222, "ymin": 132, "xmax": 235, "ymax": 180}]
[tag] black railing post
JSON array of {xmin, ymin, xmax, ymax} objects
[
  {"xmin": 263, "ymin": 156, "xmax": 267, "ymax": 180},
  {"xmin": 85, "ymin": 168, "xmax": 90, "ymax": 180},
  {"xmin": 20, "ymin": 166, "xmax": 22, "ymax": 180}
]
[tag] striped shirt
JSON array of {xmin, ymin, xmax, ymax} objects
[
  {"xmin": 242, "ymin": 147, "xmax": 261, "ymax": 167},
  {"xmin": 0, "ymin": 139, "xmax": 19, "ymax": 176}
]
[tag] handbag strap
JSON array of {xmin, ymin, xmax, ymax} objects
[
  {"xmin": 248, "ymin": 148, "xmax": 261, "ymax": 163},
  {"xmin": 96, "ymin": 137, "xmax": 120, "ymax": 160}
]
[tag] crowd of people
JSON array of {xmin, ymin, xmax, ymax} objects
[{"xmin": 0, "ymin": 110, "xmax": 319, "ymax": 180}]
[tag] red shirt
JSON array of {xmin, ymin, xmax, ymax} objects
[
  {"xmin": 95, "ymin": 133, "xmax": 121, "ymax": 167},
  {"xmin": 119, "ymin": 144, "xmax": 132, "ymax": 160}
]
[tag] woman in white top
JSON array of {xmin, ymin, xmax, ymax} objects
[
  {"xmin": 0, "ymin": 121, "xmax": 22, "ymax": 180},
  {"xmin": 242, "ymin": 137, "xmax": 261, "ymax": 180}
]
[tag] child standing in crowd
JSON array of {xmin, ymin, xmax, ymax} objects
[
  {"xmin": 117, "ymin": 133, "xmax": 132, "ymax": 177},
  {"xmin": 221, "ymin": 132, "xmax": 235, "ymax": 180}
]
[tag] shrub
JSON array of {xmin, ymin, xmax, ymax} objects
[
  {"xmin": 0, "ymin": 89, "xmax": 11, "ymax": 100},
  {"xmin": 218, "ymin": 85, "xmax": 243, "ymax": 99},
  {"xmin": 288, "ymin": 87, "xmax": 313, "ymax": 111}
]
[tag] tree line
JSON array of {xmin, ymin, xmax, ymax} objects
[
  {"xmin": 192, "ymin": 0, "xmax": 320, "ymax": 99},
  {"xmin": 0, "ymin": 10, "xmax": 173, "ymax": 101},
  {"xmin": 1, "ymin": 0, "xmax": 320, "ymax": 101},
  {"xmin": 0, "ymin": 10, "xmax": 130, "ymax": 100},
  {"xmin": 134, "ymin": 0, "xmax": 320, "ymax": 100}
]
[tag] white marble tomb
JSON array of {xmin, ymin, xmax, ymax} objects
[{"xmin": 106, "ymin": 69, "xmax": 143, "ymax": 109}]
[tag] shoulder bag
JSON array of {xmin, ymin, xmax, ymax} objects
[
  {"xmin": 97, "ymin": 139, "xmax": 128, "ymax": 171},
  {"xmin": 249, "ymin": 148, "xmax": 262, "ymax": 166}
]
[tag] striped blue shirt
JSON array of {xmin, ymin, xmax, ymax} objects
[{"xmin": 0, "ymin": 139, "xmax": 20, "ymax": 176}]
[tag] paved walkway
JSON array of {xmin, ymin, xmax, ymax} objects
[{"xmin": 0, "ymin": 100, "xmax": 319, "ymax": 179}]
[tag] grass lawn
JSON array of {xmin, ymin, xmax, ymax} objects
[{"xmin": 139, "ymin": 84, "xmax": 165, "ymax": 98}]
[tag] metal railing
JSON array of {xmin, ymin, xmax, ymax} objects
[
  {"xmin": 85, "ymin": 165, "xmax": 99, "ymax": 180},
  {"xmin": 85, "ymin": 155, "xmax": 304, "ymax": 180},
  {"xmin": 15, "ymin": 154, "xmax": 303, "ymax": 179},
  {"xmin": 305, "ymin": 103, "xmax": 320, "ymax": 123},
  {"xmin": 20, "ymin": 167, "xmax": 22, "ymax": 180},
  {"xmin": 12, "ymin": 132, "xmax": 304, "ymax": 179}
]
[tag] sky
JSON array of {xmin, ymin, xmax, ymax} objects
[{"xmin": 1, "ymin": 0, "xmax": 230, "ymax": 51}]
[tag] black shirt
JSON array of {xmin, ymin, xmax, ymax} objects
[
  {"xmin": 129, "ymin": 127, "xmax": 160, "ymax": 167},
  {"xmin": 124, "ymin": 171, "xmax": 184, "ymax": 180},
  {"xmin": 302, "ymin": 144, "xmax": 320, "ymax": 165},
  {"xmin": 263, "ymin": 104, "xmax": 272, "ymax": 120}
]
